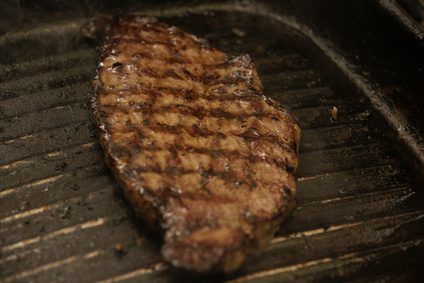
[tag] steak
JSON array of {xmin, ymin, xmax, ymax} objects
[{"xmin": 92, "ymin": 15, "xmax": 300, "ymax": 273}]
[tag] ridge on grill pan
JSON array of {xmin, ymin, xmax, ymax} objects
[{"xmin": 0, "ymin": 2, "xmax": 423, "ymax": 283}]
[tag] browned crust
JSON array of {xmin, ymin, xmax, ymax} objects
[{"xmin": 91, "ymin": 15, "xmax": 300, "ymax": 273}]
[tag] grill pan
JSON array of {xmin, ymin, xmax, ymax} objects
[{"xmin": 1, "ymin": 1, "xmax": 424, "ymax": 282}]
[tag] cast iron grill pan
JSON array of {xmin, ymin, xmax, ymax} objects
[{"xmin": 1, "ymin": 8, "xmax": 423, "ymax": 283}]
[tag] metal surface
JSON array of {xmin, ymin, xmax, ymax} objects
[{"xmin": 1, "ymin": 1, "xmax": 424, "ymax": 282}]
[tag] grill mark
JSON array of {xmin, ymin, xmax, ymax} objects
[
  {"xmin": 118, "ymin": 167, "xmax": 241, "ymax": 205},
  {"xmin": 136, "ymin": 57, "xmax": 235, "ymax": 71},
  {"xmin": 106, "ymin": 42, "xmax": 220, "ymax": 64},
  {"xmin": 98, "ymin": 84, "xmax": 297, "ymax": 126},
  {"xmin": 137, "ymin": 170, "xmax": 248, "ymax": 200},
  {"xmin": 104, "ymin": 31, "xmax": 215, "ymax": 51},
  {"xmin": 112, "ymin": 143, "xmax": 292, "ymax": 186},
  {"xmin": 131, "ymin": 162, "xmax": 291, "ymax": 193},
  {"xmin": 101, "ymin": 42, "xmax": 225, "ymax": 64},
  {"xmin": 100, "ymin": 50, "xmax": 224, "ymax": 67},
  {"xmin": 134, "ymin": 68, "xmax": 253, "ymax": 87},
  {"xmin": 111, "ymin": 121, "xmax": 297, "ymax": 155},
  {"xmin": 102, "ymin": 85, "xmax": 262, "ymax": 104},
  {"xmin": 98, "ymin": 108, "xmax": 298, "ymax": 152},
  {"xmin": 116, "ymin": 126, "xmax": 297, "ymax": 170},
  {"xmin": 101, "ymin": 33, "xmax": 226, "ymax": 63},
  {"xmin": 97, "ymin": 103, "xmax": 297, "ymax": 127},
  {"xmin": 100, "ymin": 67, "xmax": 259, "ymax": 94},
  {"xmin": 109, "ymin": 141, "xmax": 293, "ymax": 173}
]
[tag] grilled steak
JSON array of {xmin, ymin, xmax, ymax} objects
[{"xmin": 92, "ymin": 15, "xmax": 300, "ymax": 272}]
